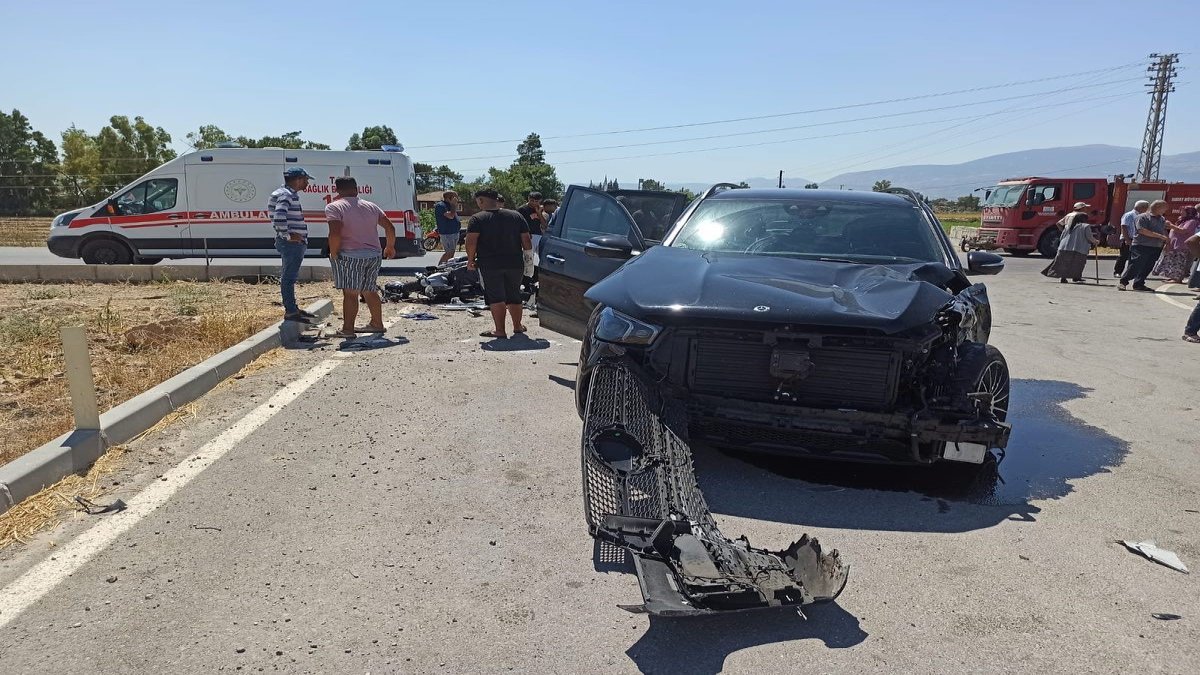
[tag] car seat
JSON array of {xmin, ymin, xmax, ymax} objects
[{"xmin": 843, "ymin": 216, "xmax": 931, "ymax": 260}]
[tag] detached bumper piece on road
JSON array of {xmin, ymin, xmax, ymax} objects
[{"xmin": 582, "ymin": 361, "xmax": 848, "ymax": 616}]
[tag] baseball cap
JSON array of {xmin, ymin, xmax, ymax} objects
[
  {"xmin": 473, "ymin": 187, "xmax": 501, "ymax": 200},
  {"xmin": 1072, "ymin": 201, "xmax": 1090, "ymax": 210},
  {"xmin": 284, "ymin": 167, "xmax": 314, "ymax": 179}
]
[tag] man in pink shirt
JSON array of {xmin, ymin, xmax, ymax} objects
[{"xmin": 324, "ymin": 177, "xmax": 396, "ymax": 337}]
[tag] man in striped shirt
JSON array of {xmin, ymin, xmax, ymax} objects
[{"xmin": 269, "ymin": 167, "xmax": 314, "ymax": 322}]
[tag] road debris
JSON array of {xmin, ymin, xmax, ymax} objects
[
  {"xmin": 1151, "ymin": 613, "xmax": 1182, "ymax": 621},
  {"xmin": 581, "ymin": 361, "xmax": 848, "ymax": 616},
  {"xmin": 400, "ymin": 312, "xmax": 438, "ymax": 320},
  {"xmin": 74, "ymin": 496, "xmax": 126, "ymax": 515},
  {"xmin": 1119, "ymin": 540, "xmax": 1189, "ymax": 574}
]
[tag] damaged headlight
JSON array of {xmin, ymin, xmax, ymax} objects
[{"xmin": 594, "ymin": 307, "xmax": 661, "ymax": 345}]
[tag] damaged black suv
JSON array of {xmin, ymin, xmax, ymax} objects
[{"xmin": 539, "ymin": 184, "xmax": 1011, "ymax": 466}]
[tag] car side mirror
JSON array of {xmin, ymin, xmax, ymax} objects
[
  {"xmin": 584, "ymin": 234, "xmax": 635, "ymax": 259},
  {"xmin": 967, "ymin": 251, "xmax": 1004, "ymax": 276}
]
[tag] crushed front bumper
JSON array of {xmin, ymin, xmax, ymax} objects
[
  {"xmin": 581, "ymin": 361, "xmax": 849, "ymax": 616},
  {"xmin": 689, "ymin": 392, "xmax": 1010, "ymax": 464}
]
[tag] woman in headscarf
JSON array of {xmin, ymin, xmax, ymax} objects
[
  {"xmin": 1041, "ymin": 212, "xmax": 1096, "ymax": 283},
  {"xmin": 1153, "ymin": 205, "xmax": 1199, "ymax": 284}
]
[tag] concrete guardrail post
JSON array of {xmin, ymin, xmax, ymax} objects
[{"xmin": 60, "ymin": 326, "xmax": 101, "ymax": 431}]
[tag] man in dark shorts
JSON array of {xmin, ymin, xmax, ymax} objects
[
  {"xmin": 465, "ymin": 188, "xmax": 531, "ymax": 339},
  {"xmin": 516, "ymin": 191, "xmax": 545, "ymax": 292}
]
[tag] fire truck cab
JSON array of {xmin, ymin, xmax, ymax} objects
[{"xmin": 964, "ymin": 176, "xmax": 1200, "ymax": 258}]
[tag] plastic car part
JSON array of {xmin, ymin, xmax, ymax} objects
[{"xmin": 581, "ymin": 360, "xmax": 849, "ymax": 615}]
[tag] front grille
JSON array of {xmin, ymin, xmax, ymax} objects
[{"xmin": 689, "ymin": 336, "xmax": 899, "ymax": 410}]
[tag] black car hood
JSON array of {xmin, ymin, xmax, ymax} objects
[{"xmin": 585, "ymin": 246, "xmax": 961, "ymax": 335}]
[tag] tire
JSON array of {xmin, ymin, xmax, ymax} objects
[
  {"xmin": 135, "ymin": 257, "xmax": 163, "ymax": 265},
  {"xmin": 1037, "ymin": 229, "xmax": 1060, "ymax": 258},
  {"xmin": 80, "ymin": 238, "xmax": 133, "ymax": 265},
  {"xmin": 951, "ymin": 343, "xmax": 1010, "ymax": 423},
  {"xmin": 422, "ymin": 236, "xmax": 439, "ymax": 251},
  {"xmin": 1003, "ymin": 248, "xmax": 1032, "ymax": 257}
]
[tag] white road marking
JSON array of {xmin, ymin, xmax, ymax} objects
[
  {"xmin": 0, "ymin": 358, "xmax": 343, "ymax": 629},
  {"xmin": 1154, "ymin": 283, "xmax": 1198, "ymax": 311}
]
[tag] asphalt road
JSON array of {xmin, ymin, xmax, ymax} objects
[
  {"xmin": 1, "ymin": 257, "xmax": 1198, "ymax": 673},
  {"xmin": 0, "ymin": 246, "xmax": 431, "ymax": 271}
]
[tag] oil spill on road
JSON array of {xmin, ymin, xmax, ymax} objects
[{"xmin": 730, "ymin": 379, "xmax": 1128, "ymax": 508}]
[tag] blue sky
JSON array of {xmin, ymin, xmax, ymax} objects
[{"xmin": 4, "ymin": 0, "xmax": 1198, "ymax": 186}]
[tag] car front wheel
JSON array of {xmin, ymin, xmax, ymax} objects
[{"xmin": 80, "ymin": 238, "xmax": 133, "ymax": 265}]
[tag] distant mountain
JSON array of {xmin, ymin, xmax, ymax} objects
[{"xmin": 813, "ymin": 145, "xmax": 1200, "ymax": 199}]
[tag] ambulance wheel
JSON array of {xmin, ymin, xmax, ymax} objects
[{"xmin": 80, "ymin": 238, "xmax": 133, "ymax": 265}]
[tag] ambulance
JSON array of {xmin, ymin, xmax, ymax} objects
[{"xmin": 47, "ymin": 146, "xmax": 425, "ymax": 264}]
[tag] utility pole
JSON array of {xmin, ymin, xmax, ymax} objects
[
  {"xmin": 1136, "ymin": 53, "xmax": 1179, "ymax": 182},
  {"xmin": 778, "ymin": 170, "xmax": 783, "ymax": 188}
]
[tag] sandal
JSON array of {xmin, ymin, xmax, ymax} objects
[
  {"xmin": 1183, "ymin": 334, "xmax": 1200, "ymax": 344},
  {"xmin": 513, "ymin": 325, "xmax": 528, "ymax": 334},
  {"xmin": 329, "ymin": 330, "xmax": 357, "ymax": 339},
  {"xmin": 480, "ymin": 330, "xmax": 507, "ymax": 339},
  {"xmin": 356, "ymin": 326, "xmax": 386, "ymax": 333}
]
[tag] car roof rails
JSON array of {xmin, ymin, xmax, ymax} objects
[
  {"xmin": 883, "ymin": 187, "xmax": 927, "ymax": 206},
  {"xmin": 702, "ymin": 183, "xmax": 745, "ymax": 199}
]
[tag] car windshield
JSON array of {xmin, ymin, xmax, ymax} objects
[
  {"xmin": 669, "ymin": 198, "xmax": 944, "ymax": 264},
  {"xmin": 983, "ymin": 185, "xmax": 1025, "ymax": 208}
]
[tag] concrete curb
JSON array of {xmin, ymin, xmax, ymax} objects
[
  {"xmin": 0, "ymin": 264, "xmax": 333, "ymax": 283},
  {"xmin": 0, "ymin": 299, "xmax": 332, "ymax": 515}
]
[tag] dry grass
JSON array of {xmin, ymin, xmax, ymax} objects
[
  {"xmin": 937, "ymin": 212, "xmax": 981, "ymax": 226},
  {"xmin": 0, "ymin": 444, "xmax": 129, "ymax": 549},
  {"xmin": 0, "ymin": 279, "xmax": 327, "ymax": 467},
  {"xmin": 0, "ymin": 216, "xmax": 49, "ymax": 247}
]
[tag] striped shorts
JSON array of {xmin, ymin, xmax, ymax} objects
[{"xmin": 331, "ymin": 252, "xmax": 383, "ymax": 291}]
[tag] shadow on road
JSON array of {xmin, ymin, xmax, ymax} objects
[
  {"xmin": 695, "ymin": 379, "xmax": 1129, "ymax": 533},
  {"xmin": 548, "ymin": 374, "xmax": 576, "ymax": 390},
  {"xmin": 626, "ymin": 603, "xmax": 867, "ymax": 674},
  {"xmin": 480, "ymin": 334, "xmax": 551, "ymax": 351}
]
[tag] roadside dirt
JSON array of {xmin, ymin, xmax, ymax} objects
[{"xmin": 0, "ymin": 280, "xmax": 330, "ymax": 466}]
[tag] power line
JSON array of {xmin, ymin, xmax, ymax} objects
[
  {"xmin": 788, "ymin": 64, "xmax": 1133, "ymax": 179},
  {"xmin": 407, "ymin": 61, "xmax": 1149, "ymax": 149},
  {"xmin": 807, "ymin": 89, "xmax": 1144, "ymax": 181},
  {"xmin": 423, "ymin": 77, "xmax": 1148, "ymax": 163}
]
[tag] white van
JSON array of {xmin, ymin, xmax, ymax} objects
[{"xmin": 47, "ymin": 147, "xmax": 425, "ymax": 263}]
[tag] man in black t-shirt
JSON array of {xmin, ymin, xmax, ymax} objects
[
  {"xmin": 516, "ymin": 191, "xmax": 545, "ymax": 235},
  {"xmin": 516, "ymin": 191, "xmax": 545, "ymax": 291},
  {"xmin": 466, "ymin": 188, "xmax": 532, "ymax": 339}
]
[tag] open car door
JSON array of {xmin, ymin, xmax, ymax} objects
[{"xmin": 537, "ymin": 186, "xmax": 646, "ymax": 339}]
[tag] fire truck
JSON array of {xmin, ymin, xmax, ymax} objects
[{"xmin": 961, "ymin": 175, "xmax": 1200, "ymax": 257}]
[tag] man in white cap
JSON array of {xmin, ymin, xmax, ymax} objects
[{"xmin": 1115, "ymin": 200, "xmax": 1150, "ymax": 277}]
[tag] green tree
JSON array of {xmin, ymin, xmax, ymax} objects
[
  {"xmin": 515, "ymin": 133, "xmax": 546, "ymax": 166},
  {"xmin": 62, "ymin": 115, "xmax": 176, "ymax": 205},
  {"xmin": 414, "ymin": 162, "xmax": 464, "ymax": 194},
  {"xmin": 872, "ymin": 179, "xmax": 892, "ymax": 192},
  {"xmin": 804, "ymin": 182, "xmax": 820, "ymax": 189},
  {"xmin": 239, "ymin": 131, "xmax": 330, "ymax": 150},
  {"xmin": 347, "ymin": 125, "xmax": 399, "ymax": 150},
  {"xmin": 0, "ymin": 109, "xmax": 60, "ymax": 215},
  {"xmin": 675, "ymin": 187, "xmax": 697, "ymax": 201},
  {"xmin": 952, "ymin": 194, "xmax": 981, "ymax": 211},
  {"xmin": 736, "ymin": 181, "xmax": 751, "ymax": 189},
  {"xmin": 609, "ymin": 178, "xmax": 620, "ymax": 190},
  {"xmin": 185, "ymin": 124, "xmax": 234, "ymax": 150},
  {"xmin": 639, "ymin": 178, "xmax": 666, "ymax": 191}
]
